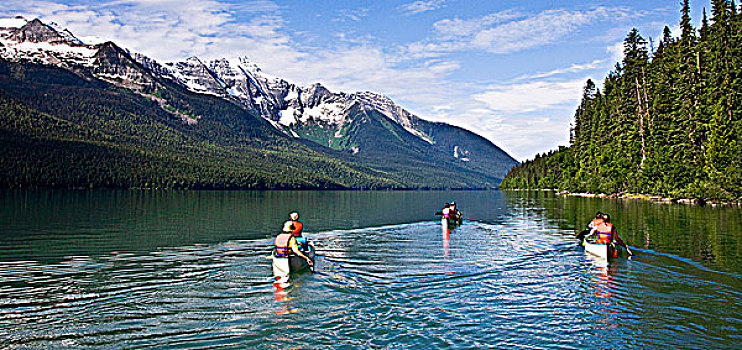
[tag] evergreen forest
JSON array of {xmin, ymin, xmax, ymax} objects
[
  {"xmin": 501, "ymin": 0, "xmax": 742, "ymax": 200},
  {"xmin": 0, "ymin": 60, "xmax": 502, "ymax": 190}
]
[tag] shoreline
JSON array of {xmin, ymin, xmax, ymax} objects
[{"xmin": 553, "ymin": 191, "xmax": 741, "ymax": 207}]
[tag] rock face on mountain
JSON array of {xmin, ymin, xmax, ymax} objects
[
  {"xmin": 8, "ymin": 19, "xmax": 74, "ymax": 44},
  {"xmin": 0, "ymin": 17, "xmax": 517, "ymax": 188},
  {"xmin": 165, "ymin": 57, "xmax": 226, "ymax": 96},
  {"xmin": 92, "ymin": 42, "xmax": 156, "ymax": 90}
]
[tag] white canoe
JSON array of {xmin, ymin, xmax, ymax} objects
[
  {"xmin": 583, "ymin": 239, "xmax": 610, "ymax": 259},
  {"xmin": 272, "ymin": 244, "xmax": 315, "ymax": 282},
  {"xmin": 582, "ymin": 238, "xmax": 626, "ymax": 260}
]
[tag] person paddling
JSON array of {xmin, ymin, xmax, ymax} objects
[
  {"xmin": 287, "ymin": 212, "xmax": 307, "ymax": 251},
  {"xmin": 440, "ymin": 203, "xmax": 451, "ymax": 219},
  {"xmin": 588, "ymin": 211, "xmax": 603, "ymax": 230},
  {"xmin": 577, "ymin": 211, "xmax": 603, "ymax": 240},
  {"xmin": 289, "ymin": 212, "xmax": 303, "ymax": 237},
  {"xmin": 273, "ymin": 221, "xmax": 314, "ymax": 279},
  {"xmin": 450, "ymin": 201, "xmax": 462, "ymax": 222},
  {"xmin": 589, "ymin": 213, "xmax": 632, "ymax": 256}
]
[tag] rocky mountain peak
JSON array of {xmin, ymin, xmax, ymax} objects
[
  {"xmin": 302, "ymin": 83, "xmax": 335, "ymax": 106},
  {"xmin": 164, "ymin": 57, "xmax": 226, "ymax": 96},
  {"xmin": 92, "ymin": 41, "xmax": 156, "ymax": 90},
  {"xmin": 8, "ymin": 18, "xmax": 76, "ymax": 45}
]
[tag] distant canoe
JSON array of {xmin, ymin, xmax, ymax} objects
[{"xmin": 447, "ymin": 217, "xmax": 463, "ymax": 227}]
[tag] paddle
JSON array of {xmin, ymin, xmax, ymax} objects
[{"xmin": 575, "ymin": 228, "xmax": 590, "ymax": 240}]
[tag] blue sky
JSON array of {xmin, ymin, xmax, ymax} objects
[{"xmin": 0, "ymin": 0, "xmax": 713, "ymax": 160}]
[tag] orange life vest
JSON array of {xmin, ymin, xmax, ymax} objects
[
  {"xmin": 274, "ymin": 232, "xmax": 294, "ymax": 257},
  {"xmin": 291, "ymin": 221, "xmax": 303, "ymax": 237},
  {"xmin": 595, "ymin": 222, "xmax": 613, "ymax": 243}
]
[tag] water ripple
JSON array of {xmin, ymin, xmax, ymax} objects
[{"xmin": 0, "ymin": 220, "xmax": 740, "ymax": 349}]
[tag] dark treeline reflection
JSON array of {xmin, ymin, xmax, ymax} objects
[{"xmin": 0, "ymin": 190, "xmax": 508, "ymax": 262}]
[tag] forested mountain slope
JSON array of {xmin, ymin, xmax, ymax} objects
[
  {"xmin": 501, "ymin": 0, "xmax": 741, "ymax": 200},
  {"xmin": 0, "ymin": 17, "xmax": 517, "ymax": 189}
]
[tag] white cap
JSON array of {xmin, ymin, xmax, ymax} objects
[{"xmin": 290, "ymin": 212, "xmax": 299, "ymax": 220}]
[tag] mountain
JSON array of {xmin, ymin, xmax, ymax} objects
[{"xmin": 0, "ymin": 17, "xmax": 517, "ymax": 189}]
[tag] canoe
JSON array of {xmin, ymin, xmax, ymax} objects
[
  {"xmin": 582, "ymin": 237, "xmax": 626, "ymax": 259},
  {"xmin": 289, "ymin": 243, "xmax": 315, "ymax": 272},
  {"xmin": 272, "ymin": 243, "xmax": 315, "ymax": 281},
  {"xmin": 583, "ymin": 238, "xmax": 610, "ymax": 259}
]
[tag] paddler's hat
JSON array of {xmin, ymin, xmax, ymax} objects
[{"xmin": 290, "ymin": 212, "xmax": 299, "ymax": 220}]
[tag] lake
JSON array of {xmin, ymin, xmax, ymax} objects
[{"xmin": 1, "ymin": 190, "xmax": 740, "ymax": 349}]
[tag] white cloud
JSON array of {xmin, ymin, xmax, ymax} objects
[
  {"xmin": 399, "ymin": 0, "xmax": 446, "ymax": 15},
  {"xmin": 517, "ymin": 59, "xmax": 608, "ymax": 80},
  {"xmin": 0, "ymin": 0, "xmax": 641, "ymax": 161},
  {"xmin": 406, "ymin": 7, "xmax": 632, "ymax": 58},
  {"xmin": 606, "ymin": 41, "xmax": 624, "ymax": 64},
  {"xmin": 0, "ymin": 0, "xmax": 288, "ymax": 61},
  {"xmin": 432, "ymin": 10, "xmax": 522, "ymax": 38},
  {"xmin": 474, "ymin": 79, "xmax": 585, "ymax": 113},
  {"xmin": 334, "ymin": 8, "xmax": 368, "ymax": 22}
]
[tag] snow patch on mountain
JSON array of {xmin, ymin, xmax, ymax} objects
[
  {"xmin": 453, "ymin": 146, "xmax": 471, "ymax": 162},
  {"xmin": 46, "ymin": 21, "xmax": 84, "ymax": 45},
  {"xmin": 301, "ymin": 102, "xmax": 348, "ymax": 125},
  {"xmin": 279, "ymin": 107, "xmax": 299, "ymax": 126},
  {"xmin": 0, "ymin": 35, "xmax": 98, "ymax": 66}
]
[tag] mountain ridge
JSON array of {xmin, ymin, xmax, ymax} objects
[{"xmin": 0, "ymin": 16, "xmax": 517, "ymax": 189}]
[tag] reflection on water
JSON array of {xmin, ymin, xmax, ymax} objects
[
  {"xmin": 0, "ymin": 190, "xmax": 740, "ymax": 349},
  {"xmin": 442, "ymin": 230, "xmax": 450, "ymax": 259},
  {"xmin": 584, "ymin": 253, "xmax": 621, "ymax": 331}
]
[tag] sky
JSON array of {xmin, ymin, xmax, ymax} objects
[{"xmin": 0, "ymin": 0, "xmax": 714, "ymax": 160}]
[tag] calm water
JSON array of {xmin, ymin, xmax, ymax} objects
[{"xmin": 0, "ymin": 190, "xmax": 740, "ymax": 349}]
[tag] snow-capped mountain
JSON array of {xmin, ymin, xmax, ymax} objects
[
  {"xmin": 0, "ymin": 17, "xmax": 517, "ymax": 180},
  {"xmin": 159, "ymin": 54, "xmax": 438, "ymax": 149},
  {"xmin": 0, "ymin": 17, "xmax": 156, "ymax": 90},
  {"xmin": 0, "ymin": 17, "xmax": 97, "ymax": 67}
]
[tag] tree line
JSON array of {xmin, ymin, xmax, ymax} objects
[{"xmin": 501, "ymin": 0, "xmax": 741, "ymax": 200}]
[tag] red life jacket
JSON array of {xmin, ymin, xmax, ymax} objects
[
  {"xmin": 291, "ymin": 221, "xmax": 303, "ymax": 237},
  {"xmin": 595, "ymin": 222, "xmax": 613, "ymax": 243},
  {"xmin": 274, "ymin": 232, "xmax": 293, "ymax": 257}
]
